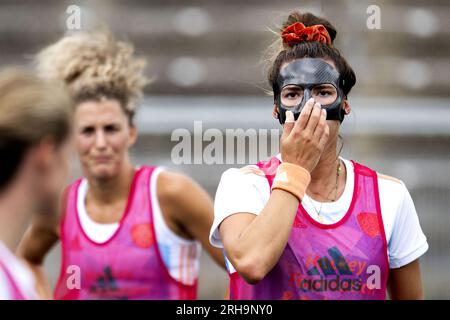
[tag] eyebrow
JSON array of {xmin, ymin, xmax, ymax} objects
[
  {"xmin": 282, "ymin": 84, "xmax": 335, "ymax": 90},
  {"xmin": 282, "ymin": 85, "xmax": 303, "ymax": 90},
  {"xmin": 313, "ymin": 84, "xmax": 335, "ymax": 89}
]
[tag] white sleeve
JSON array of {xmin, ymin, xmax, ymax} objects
[
  {"xmin": 387, "ymin": 182, "xmax": 429, "ymax": 269},
  {"xmin": 0, "ymin": 271, "xmax": 11, "ymax": 300},
  {"xmin": 209, "ymin": 166, "xmax": 270, "ymax": 248}
]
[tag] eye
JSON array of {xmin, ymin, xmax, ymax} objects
[
  {"xmin": 286, "ymin": 92, "xmax": 298, "ymax": 98},
  {"xmin": 318, "ymin": 90, "xmax": 333, "ymax": 96},
  {"xmin": 283, "ymin": 89, "xmax": 301, "ymax": 99},
  {"xmin": 80, "ymin": 126, "xmax": 94, "ymax": 135},
  {"xmin": 104, "ymin": 124, "xmax": 120, "ymax": 133}
]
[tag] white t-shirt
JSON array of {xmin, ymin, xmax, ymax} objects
[
  {"xmin": 77, "ymin": 167, "xmax": 201, "ymax": 286},
  {"xmin": 0, "ymin": 242, "xmax": 38, "ymax": 300},
  {"xmin": 210, "ymin": 155, "xmax": 428, "ymax": 272}
]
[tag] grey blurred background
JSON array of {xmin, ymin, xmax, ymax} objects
[{"xmin": 1, "ymin": 0, "xmax": 449, "ymax": 299}]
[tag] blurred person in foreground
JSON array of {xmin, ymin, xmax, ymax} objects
[{"xmin": 0, "ymin": 68, "xmax": 73, "ymax": 299}]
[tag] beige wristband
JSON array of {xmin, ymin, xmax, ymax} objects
[{"xmin": 271, "ymin": 162, "xmax": 311, "ymax": 201}]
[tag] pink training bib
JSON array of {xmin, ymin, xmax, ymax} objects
[
  {"xmin": 54, "ymin": 166, "xmax": 197, "ymax": 300},
  {"xmin": 230, "ymin": 157, "xmax": 389, "ymax": 300}
]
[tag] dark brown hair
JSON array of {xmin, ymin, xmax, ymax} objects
[{"xmin": 268, "ymin": 11, "xmax": 356, "ymax": 98}]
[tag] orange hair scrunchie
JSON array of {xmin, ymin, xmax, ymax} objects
[{"xmin": 281, "ymin": 22, "xmax": 332, "ymax": 47}]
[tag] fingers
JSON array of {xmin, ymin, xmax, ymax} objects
[
  {"xmin": 317, "ymin": 117, "xmax": 330, "ymax": 150},
  {"xmin": 281, "ymin": 111, "xmax": 295, "ymax": 140},
  {"xmin": 295, "ymin": 98, "xmax": 315, "ymax": 131},
  {"xmin": 303, "ymin": 101, "xmax": 322, "ymax": 136},
  {"xmin": 281, "ymin": 98, "xmax": 330, "ymax": 170},
  {"xmin": 313, "ymin": 109, "xmax": 327, "ymax": 137}
]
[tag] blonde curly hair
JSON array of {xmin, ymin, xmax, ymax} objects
[{"xmin": 35, "ymin": 30, "xmax": 148, "ymax": 124}]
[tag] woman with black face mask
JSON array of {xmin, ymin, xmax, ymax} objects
[{"xmin": 210, "ymin": 11, "xmax": 428, "ymax": 300}]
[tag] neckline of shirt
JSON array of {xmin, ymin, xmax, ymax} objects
[{"xmin": 274, "ymin": 153, "xmax": 354, "ymax": 219}]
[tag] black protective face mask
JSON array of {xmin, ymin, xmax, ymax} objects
[{"xmin": 274, "ymin": 58, "xmax": 346, "ymax": 124}]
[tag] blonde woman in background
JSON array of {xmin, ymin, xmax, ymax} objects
[{"xmin": 18, "ymin": 31, "xmax": 225, "ymax": 300}]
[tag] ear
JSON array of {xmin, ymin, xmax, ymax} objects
[
  {"xmin": 128, "ymin": 124, "xmax": 138, "ymax": 147},
  {"xmin": 31, "ymin": 136, "xmax": 57, "ymax": 172},
  {"xmin": 342, "ymin": 99, "xmax": 351, "ymax": 115},
  {"xmin": 272, "ymin": 104, "xmax": 279, "ymax": 119}
]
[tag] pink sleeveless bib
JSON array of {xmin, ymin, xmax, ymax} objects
[
  {"xmin": 54, "ymin": 166, "xmax": 197, "ymax": 300},
  {"xmin": 0, "ymin": 260, "xmax": 26, "ymax": 300},
  {"xmin": 230, "ymin": 157, "xmax": 389, "ymax": 300}
]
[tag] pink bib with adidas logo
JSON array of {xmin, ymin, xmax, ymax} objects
[
  {"xmin": 54, "ymin": 166, "xmax": 197, "ymax": 300},
  {"xmin": 229, "ymin": 156, "xmax": 389, "ymax": 300}
]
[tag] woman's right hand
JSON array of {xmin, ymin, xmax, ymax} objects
[{"xmin": 280, "ymin": 97, "xmax": 330, "ymax": 172}]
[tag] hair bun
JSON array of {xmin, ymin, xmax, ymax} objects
[
  {"xmin": 282, "ymin": 12, "xmax": 337, "ymax": 45},
  {"xmin": 281, "ymin": 22, "xmax": 332, "ymax": 47},
  {"xmin": 35, "ymin": 30, "xmax": 149, "ymax": 116}
]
